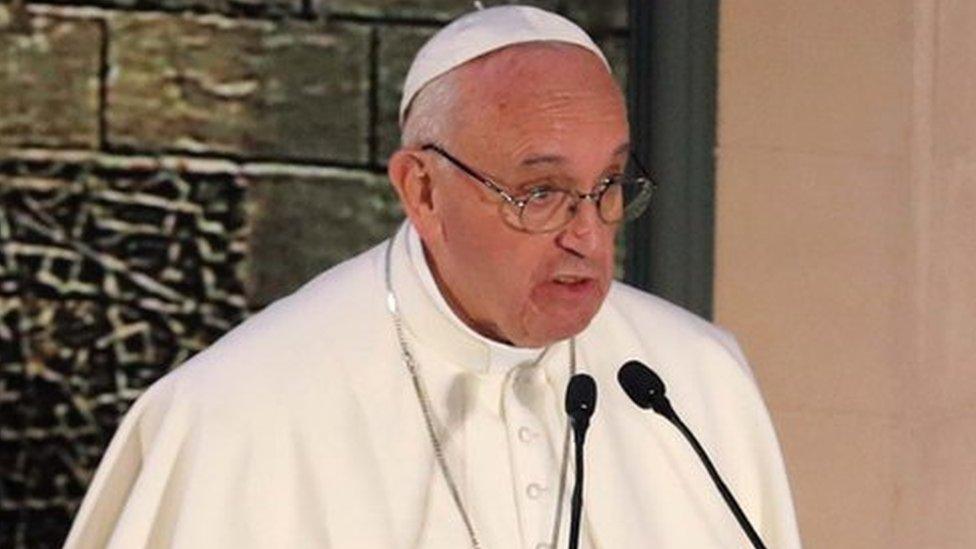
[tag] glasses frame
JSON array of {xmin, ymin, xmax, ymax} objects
[{"xmin": 421, "ymin": 143, "xmax": 658, "ymax": 234}]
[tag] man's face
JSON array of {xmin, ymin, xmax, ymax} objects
[{"xmin": 416, "ymin": 44, "xmax": 629, "ymax": 348}]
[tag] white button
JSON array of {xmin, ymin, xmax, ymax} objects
[
  {"xmin": 526, "ymin": 483, "xmax": 547, "ymax": 499},
  {"xmin": 518, "ymin": 426, "xmax": 536, "ymax": 442}
]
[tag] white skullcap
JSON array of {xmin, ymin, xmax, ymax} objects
[{"xmin": 399, "ymin": 4, "xmax": 610, "ymax": 127}]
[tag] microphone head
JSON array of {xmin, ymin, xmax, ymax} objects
[
  {"xmin": 565, "ymin": 373, "xmax": 597, "ymax": 421},
  {"xmin": 617, "ymin": 360, "xmax": 667, "ymax": 411}
]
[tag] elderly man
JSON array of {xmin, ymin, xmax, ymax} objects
[{"xmin": 65, "ymin": 6, "xmax": 801, "ymax": 549}]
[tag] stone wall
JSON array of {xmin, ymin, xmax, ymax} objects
[{"xmin": 0, "ymin": 0, "xmax": 627, "ymax": 545}]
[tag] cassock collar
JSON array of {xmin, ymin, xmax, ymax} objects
[
  {"xmin": 405, "ymin": 224, "xmax": 544, "ymax": 374},
  {"xmin": 389, "ymin": 222, "xmax": 553, "ymax": 375}
]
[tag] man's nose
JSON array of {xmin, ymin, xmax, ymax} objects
[{"xmin": 556, "ymin": 199, "xmax": 604, "ymax": 257}]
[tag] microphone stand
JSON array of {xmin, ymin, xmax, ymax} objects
[
  {"xmin": 617, "ymin": 361, "xmax": 767, "ymax": 549},
  {"xmin": 568, "ymin": 421, "xmax": 586, "ymax": 549},
  {"xmin": 564, "ymin": 374, "xmax": 596, "ymax": 549},
  {"xmin": 660, "ymin": 405, "xmax": 768, "ymax": 549}
]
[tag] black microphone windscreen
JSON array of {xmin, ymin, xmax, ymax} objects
[
  {"xmin": 565, "ymin": 373, "xmax": 597, "ymax": 419},
  {"xmin": 618, "ymin": 360, "xmax": 766, "ymax": 548},
  {"xmin": 617, "ymin": 360, "xmax": 667, "ymax": 410}
]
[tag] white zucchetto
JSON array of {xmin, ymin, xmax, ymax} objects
[{"xmin": 399, "ymin": 4, "xmax": 611, "ymax": 126}]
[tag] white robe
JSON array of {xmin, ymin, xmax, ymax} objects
[{"xmin": 65, "ymin": 223, "xmax": 802, "ymax": 548}]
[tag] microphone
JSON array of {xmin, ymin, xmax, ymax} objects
[
  {"xmin": 617, "ymin": 361, "xmax": 768, "ymax": 549},
  {"xmin": 564, "ymin": 373, "xmax": 597, "ymax": 549}
]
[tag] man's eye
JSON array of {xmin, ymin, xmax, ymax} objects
[{"xmin": 526, "ymin": 186, "xmax": 562, "ymax": 205}]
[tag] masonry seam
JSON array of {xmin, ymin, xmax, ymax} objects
[
  {"xmin": 367, "ymin": 25, "xmax": 380, "ymax": 168},
  {"xmin": 97, "ymin": 17, "xmax": 109, "ymax": 151}
]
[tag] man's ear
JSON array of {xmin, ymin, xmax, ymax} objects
[{"xmin": 388, "ymin": 149, "xmax": 442, "ymax": 241}]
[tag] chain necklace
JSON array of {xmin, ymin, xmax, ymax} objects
[{"xmin": 384, "ymin": 235, "xmax": 575, "ymax": 549}]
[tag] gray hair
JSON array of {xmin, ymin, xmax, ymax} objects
[{"xmin": 399, "ymin": 69, "xmax": 461, "ymax": 149}]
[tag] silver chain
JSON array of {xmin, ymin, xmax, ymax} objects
[{"xmin": 384, "ymin": 235, "xmax": 574, "ymax": 549}]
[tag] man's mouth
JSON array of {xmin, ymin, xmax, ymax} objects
[
  {"xmin": 553, "ymin": 275, "xmax": 590, "ymax": 285},
  {"xmin": 549, "ymin": 275, "xmax": 600, "ymax": 295},
  {"xmin": 533, "ymin": 273, "xmax": 604, "ymax": 311}
]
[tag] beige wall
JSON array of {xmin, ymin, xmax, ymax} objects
[{"xmin": 715, "ymin": 1, "xmax": 976, "ymax": 547}]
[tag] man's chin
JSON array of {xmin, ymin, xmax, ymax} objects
[{"xmin": 519, "ymin": 310, "xmax": 600, "ymax": 348}]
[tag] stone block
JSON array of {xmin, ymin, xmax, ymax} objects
[
  {"xmin": 245, "ymin": 166, "xmax": 403, "ymax": 305},
  {"xmin": 598, "ymin": 34, "xmax": 629, "ymax": 91},
  {"xmin": 317, "ymin": 0, "xmax": 558, "ymax": 21},
  {"xmin": 106, "ymin": 14, "xmax": 370, "ymax": 163},
  {"xmin": 0, "ymin": 13, "xmax": 101, "ymax": 149},
  {"xmin": 564, "ymin": 0, "xmax": 628, "ymax": 32},
  {"xmin": 38, "ymin": 0, "xmax": 301, "ymax": 18},
  {"xmin": 375, "ymin": 25, "xmax": 434, "ymax": 162},
  {"xmin": 219, "ymin": 0, "xmax": 301, "ymax": 17}
]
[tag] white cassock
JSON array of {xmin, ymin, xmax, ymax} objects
[{"xmin": 65, "ymin": 222, "xmax": 802, "ymax": 549}]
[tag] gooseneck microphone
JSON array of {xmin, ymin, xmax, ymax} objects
[
  {"xmin": 617, "ymin": 361, "xmax": 768, "ymax": 549},
  {"xmin": 564, "ymin": 373, "xmax": 597, "ymax": 549}
]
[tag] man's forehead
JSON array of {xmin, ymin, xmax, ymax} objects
[
  {"xmin": 440, "ymin": 42, "xmax": 628, "ymax": 176},
  {"xmin": 517, "ymin": 142, "xmax": 631, "ymax": 169},
  {"xmin": 460, "ymin": 45, "xmax": 623, "ymax": 120},
  {"xmin": 454, "ymin": 45, "xmax": 628, "ymax": 141},
  {"xmin": 456, "ymin": 41, "xmax": 605, "ymax": 82},
  {"xmin": 399, "ymin": 5, "xmax": 609, "ymax": 127}
]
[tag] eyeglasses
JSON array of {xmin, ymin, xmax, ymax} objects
[{"xmin": 421, "ymin": 144, "xmax": 658, "ymax": 234}]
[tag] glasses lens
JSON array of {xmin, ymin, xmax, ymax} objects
[
  {"xmin": 519, "ymin": 188, "xmax": 573, "ymax": 232},
  {"xmin": 598, "ymin": 178, "xmax": 625, "ymax": 224},
  {"xmin": 621, "ymin": 178, "xmax": 655, "ymax": 222}
]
